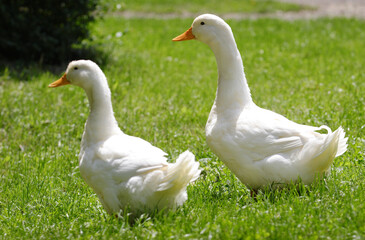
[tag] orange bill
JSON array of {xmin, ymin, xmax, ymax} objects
[
  {"xmin": 48, "ymin": 73, "xmax": 70, "ymax": 88},
  {"xmin": 172, "ymin": 27, "xmax": 195, "ymax": 41}
]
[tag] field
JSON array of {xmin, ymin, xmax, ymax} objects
[
  {"xmin": 1, "ymin": 1, "xmax": 364, "ymax": 239},
  {"xmin": 100, "ymin": 0, "xmax": 306, "ymax": 13}
]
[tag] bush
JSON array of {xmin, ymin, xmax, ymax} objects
[{"xmin": 0, "ymin": 0, "xmax": 99, "ymax": 64}]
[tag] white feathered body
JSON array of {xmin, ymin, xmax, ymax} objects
[
  {"xmin": 206, "ymin": 102, "xmax": 347, "ymax": 189},
  {"xmin": 180, "ymin": 14, "xmax": 348, "ymax": 190},
  {"xmin": 52, "ymin": 60, "xmax": 200, "ymax": 216},
  {"xmin": 79, "ymin": 132, "xmax": 199, "ymax": 215}
]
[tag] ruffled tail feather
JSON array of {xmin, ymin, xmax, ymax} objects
[
  {"xmin": 335, "ymin": 127, "xmax": 348, "ymax": 157},
  {"xmin": 157, "ymin": 150, "xmax": 201, "ymax": 192},
  {"xmin": 310, "ymin": 126, "xmax": 347, "ymax": 173}
]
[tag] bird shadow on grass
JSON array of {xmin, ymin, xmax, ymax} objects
[
  {"xmin": 112, "ymin": 205, "xmax": 180, "ymax": 227},
  {"xmin": 102, "ymin": 176, "xmax": 331, "ymax": 228},
  {"xmin": 249, "ymin": 177, "xmax": 331, "ymax": 204}
]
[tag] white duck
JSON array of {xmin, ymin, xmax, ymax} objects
[
  {"xmin": 173, "ymin": 14, "xmax": 347, "ymax": 192},
  {"xmin": 49, "ymin": 60, "xmax": 200, "ymax": 216}
]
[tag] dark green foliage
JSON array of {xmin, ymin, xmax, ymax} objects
[{"xmin": 0, "ymin": 0, "xmax": 98, "ymax": 64}]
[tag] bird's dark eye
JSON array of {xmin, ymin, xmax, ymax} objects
[
  {"xmin": 200, "ymin": 22, "xmax": 205, "ymax": 25},
  {"xmin": 74, "ymin": 67, "xmax": 78, "ymax": 70}
]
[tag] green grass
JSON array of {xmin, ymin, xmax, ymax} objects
[
  {"xmin": 101, "ymin": 0, "xmax": 307, "ymax": 14},
  {"xmin": 1, "ymin": 16, "xmax": 365, "ymax": 239}
]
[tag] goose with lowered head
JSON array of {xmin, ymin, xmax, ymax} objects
[
  {"xmin": 173, "ymin": 14, "xmax": 347, "ymax": 192},
  {"xmin": 49, "ymin": 60, "xmax": 200, "ymax": 216}
]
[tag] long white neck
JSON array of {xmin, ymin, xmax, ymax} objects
[
  {"xmin": 83, "ymin": 75, "xmax": 120, "ymax": 144},
  {"xmin": 209, "ymin": 32, "xmax": 253, "ymax": 111}
]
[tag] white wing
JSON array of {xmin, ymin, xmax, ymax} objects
[
  {"xmin": 233, "ymin": 106, "xmax": 323, "ymax": 162},
  {"xmin": 94, "ymin": 133, "xmax": 169, "ymax": 182}
]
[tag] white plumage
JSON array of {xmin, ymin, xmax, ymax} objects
[
  {"xmin": 49, "ymin": 60, "xmax": 200, "ymax": 216},
  {"xmin": 173, "ymin": 14, "xmax": 347, "ymax": 190}
]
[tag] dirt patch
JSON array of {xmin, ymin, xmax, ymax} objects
[
  {"xmin": 115, "ymin": 0, "xmax": 365, "ymax": 20},
  {"xmin": 278, "ymin": 0, "xmax": 365, "ymax": 19}
]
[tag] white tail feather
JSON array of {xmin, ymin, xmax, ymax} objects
[
  {"xmin": 157, "ymin": 150, "xmax": 201, "ymax": 192},
  {"xmin": 335, "ymin": 127, "xmax": 348, "ymax": 157},
  {"xmin": 310, "ymin": 126, "xmax": 347, "ymax": 172}
]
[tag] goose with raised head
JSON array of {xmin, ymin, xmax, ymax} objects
[
  {"xmin": 49, "ymin": 60, "xmax": 200, "ymax": 216},
  {"xmin": 173, "ymin": 14, "xmax": 347, "ymax": 192}
]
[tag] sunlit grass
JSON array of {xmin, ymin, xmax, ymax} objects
[
  {"xmin": 100, "ymin": 0, "xmax": 307, "ymax": 14},
  {"xmin": 0, "ymin": 16, "xmax": 364, "ymax": 239}
]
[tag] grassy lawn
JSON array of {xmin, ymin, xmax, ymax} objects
[
  {"xmin": 1, "ymin": 15, "xmax": 365, "ymax": 239},
  {"xmin": 101, "ymin": 0, "xmax": 307, "ymax": 13}
]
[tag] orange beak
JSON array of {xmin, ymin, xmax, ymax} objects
[
  {"xmin": 48, "ymin": 73, "xmax": 70, "ymax": 88},
  {"xmin": 172, "ymin": 27, "xmax": 195, "ymax": 41}
]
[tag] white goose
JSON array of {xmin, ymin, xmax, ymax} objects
[
  {"xmin": 173, "ymin": 14, "xmax": 347, "ymax": 192},
  {"xmin": 49, "ymin": 60, "xmax": 200, "ymax": 216}
]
